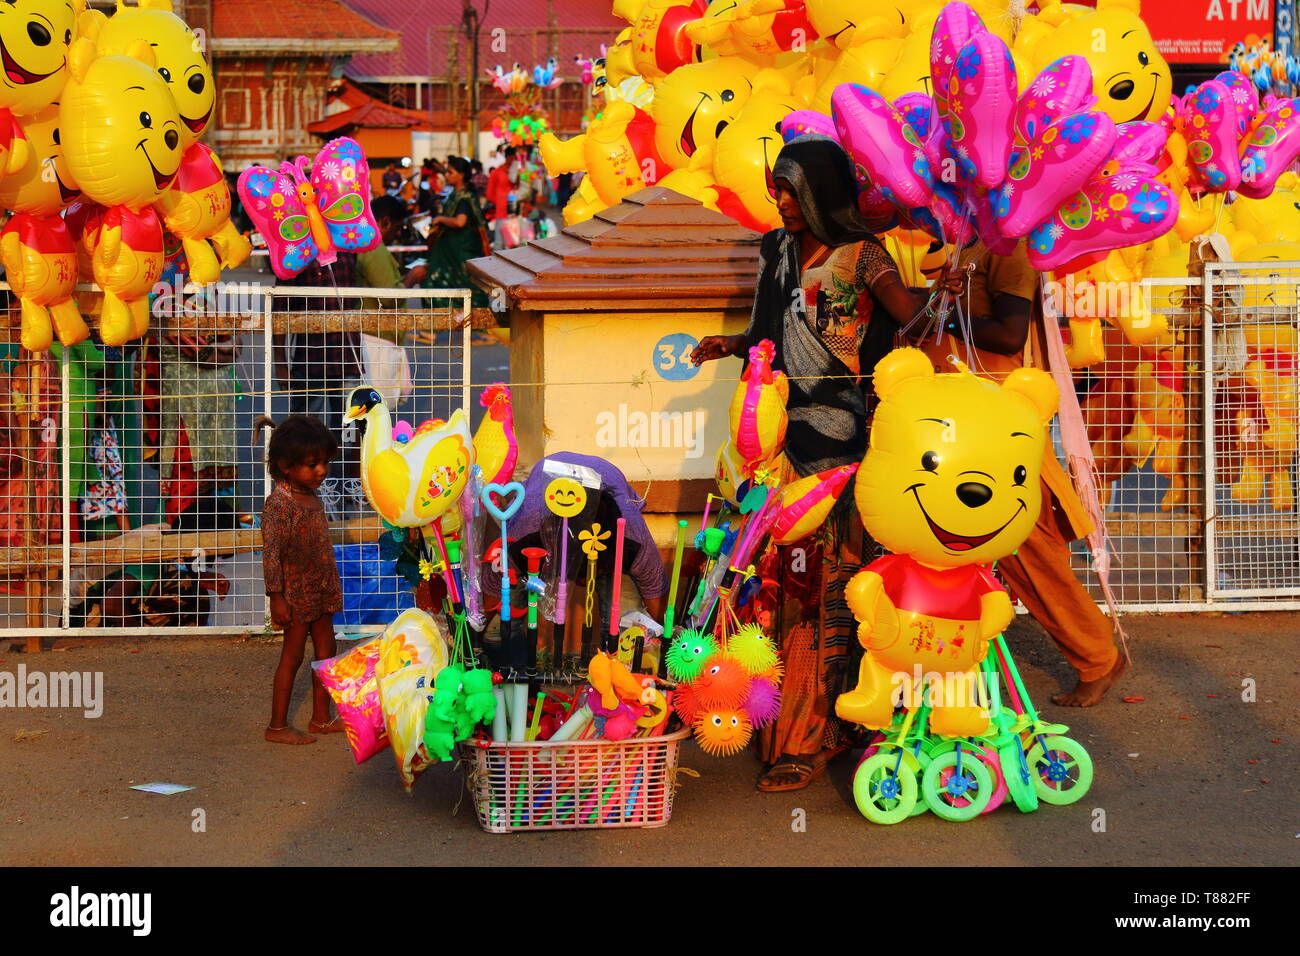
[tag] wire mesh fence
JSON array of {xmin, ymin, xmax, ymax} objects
[
  {"xmin": 0, "ymin": 284, "xmax": 472, "ymax": 639},
  {"xmin": 1, "ymin": 260, "xmax": 1298, "ymax": 641}
]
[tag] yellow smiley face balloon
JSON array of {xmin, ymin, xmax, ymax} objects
[
  {"xmin": 544, "ymin": 477, "xmax": 588, "ymax": 518},
  {"xmin": 93, "ymin": 0, "xmax": 214, "ymax": 151},
  {"xmin": 0, "ymin": 101, "xmax": 78, "ymax": 216},
  {"xmin": 0, "ymin": 0, "xmax": 84, "ymax": 116},
  {"xmin": 60, "ymin": 37, "xmax": 183, "ymax": 210},
  {"xmin": 651, "ymin": 56, "xmax": 759, "ymax": 171}
]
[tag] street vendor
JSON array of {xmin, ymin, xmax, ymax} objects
[{"xmin": 690, "ymin": 135, "xmax": 956, "ymax": 792}]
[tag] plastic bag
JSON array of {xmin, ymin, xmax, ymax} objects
[{"xmin": 313, "ymin": 637, "xmax": 388, "ymax": 764}]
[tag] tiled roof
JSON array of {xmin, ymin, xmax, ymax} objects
[
  {"xmin": 467, "ymin": 187, "xmax": 761, "ymax": 311},
  {"xmin": 343, "ymin": 0, "xmax": 624, "ymax": 80},
  {"xmin": 214, "ymin": 0, "xmax": 399, "ymax": 50},
  {"xmin": 309, "ymin": 97, "xmax": 433, "ymax": 132}
]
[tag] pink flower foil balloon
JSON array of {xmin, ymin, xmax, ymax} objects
[
  {"xmin": 1112, "ymin": 120, "xmax": 1169, "ymax": 165},
  {"xmin": 943, "ymin": 32, "xmax": 1017, "ymax": 190},
  {"xmin": 1180, "ymin": 80, "xmax": 1241, "ymax": 193},
  {"xmin": 1014, "ymin": 56, "xmax": 1098, "ymax": 146},
  {"xmin": 832, "ymin": 84, "xmax": 934, "ymax": 210},
  {"xmin": 780, "ymin": 110, "xmax": 838, "ymax": 144},
  {"xmin": 895, "ymin": 91, "xmax": 946, "ymax": 173},
  {"xmin": 1027, "ymin": 159, "xmax": 1178, "ymax": 272},
  {"xmin": 994, "ymin": 110, "xmax": 1117, "ymax": 237},
  {"xmin": 1214, "ymin": 69, "xmax": 1262, "ymax": 134},
  {"xmin": 1238, "ymin": 95, "xmax": 1300, "ymax": 199},
  {"xmin": 930, "ymin": 1, "xmax": 988, "ymax": 114}
]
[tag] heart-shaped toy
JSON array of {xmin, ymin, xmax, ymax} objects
[{"xmin": 482, "ymin": 481, "xmax": 526, "ymax": 522}]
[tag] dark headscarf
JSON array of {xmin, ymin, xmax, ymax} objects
[
  {"xmin": 771, "ymin": 135, "xmax": 887, "ymax": 246},
  {"xmin": 746, "ymin": 135, "xmax": 901, "ymax": 484}
]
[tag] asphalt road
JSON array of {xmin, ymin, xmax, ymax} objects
[{"xmin": 1, "ymin": 610, "xmax": 1294, "ymax": 867}]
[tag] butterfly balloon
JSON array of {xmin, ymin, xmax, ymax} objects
[{"xmin": 236, "ymin": 136, "xmax": 380, "ymax": 281}]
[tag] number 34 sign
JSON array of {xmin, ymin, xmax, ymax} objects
[{"xmin": 652, "ymin": 333, "xmax": 699, "ymax": 381}]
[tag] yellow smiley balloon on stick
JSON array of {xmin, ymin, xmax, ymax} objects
[
  {"xmin": 0, "ymin": 0, "xmax": 87, "ymax": 175},
  {"xmin": 545, "ymin": 477, "xmax": 588, "ymax": 519}
]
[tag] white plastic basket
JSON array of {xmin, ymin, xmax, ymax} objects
[{"xmin": 462, "ymin": 727, "xmax": 690, "ymax": 832}]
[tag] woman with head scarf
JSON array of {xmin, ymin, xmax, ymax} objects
[
  {"xmin": 692, "ymin": 136, "xmax": 950, "ymax": 791},
  {"xmin": 424, "ymin": 155, "xmax": 490, "ymax": 307}
]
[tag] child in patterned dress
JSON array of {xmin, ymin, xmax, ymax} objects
[{"xmin": 257, "ymin": 416, "xmax": 345, "ymax": 744}]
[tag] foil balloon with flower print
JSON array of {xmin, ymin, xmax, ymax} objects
[
  {"xmin": 236, "ymin": 136, "xmax": 381, "ymax": 281},
  {"xmin": 1178, "ymin": 80, "xmax": 1241, "ymax": 195},
  {"xmin": 940, "ymin": 31, "xmax": 1017, "ymax": 191},
  {"xmin": 1237, "ymin": 94, "xmax": 1300, "ymax": 199},
  {"xmin": 1025, "ymin": 152, "xmax": 1178, "ymax": 274},
  {"xmin": 993, "ymin": 56, "xmax": 1117, "ymax": 238}
]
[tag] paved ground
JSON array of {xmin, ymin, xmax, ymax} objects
[{"xmin": 1, "ymin": 611, "xmax": 1294, "ymax": 867}]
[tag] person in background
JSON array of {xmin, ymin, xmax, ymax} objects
[
  {"xmin": 922, "ymin": 242, "xmax": 1127, "ymax": 707},
  {"xmin": 486, "ymin": 146, "xmax": 514, "ymax": 221},
  {"xmin": 424, "ymin": 156, "xmax": 489, "ymax": 308},
  {"xmin": 381, "ymin": 162, "xmax": 402, "ymax": 197},
  {"xmin": 470, "ymin": 159, "xmax": 488, "ymax": 198},
  {"xmin": 357, "ymin": 195, "xmax": 427, "ymax": 293}
]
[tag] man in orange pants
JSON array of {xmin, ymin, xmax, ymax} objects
[{"xmin": 920, "ymin": 241, "xmax": 1126, "ymax": 706}]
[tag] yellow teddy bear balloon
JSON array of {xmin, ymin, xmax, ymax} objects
[
  {"xmin": 650, "ymin": 56, "xmax": 759, "ymax": 172},
  {"xmin": 540, "ymin": 100, "xmax": 650, "ymax": 216},
  {"xmin": 837, "ymin": 348, "xmax": 1058, "ymax": 738},
  {"xmin": 60, "ymin": 37, "xmax": 182, "ymax": 346},
  {"xmin": 711, "ymin": 71, "xmax": 803, "ymax": 232},
  {"xmin": 0, "ymin": 0, "xmax": 86, "ymax": 175},
  {"xmin": 1028, "ymin": 0, "xmax": 1171, "ymax": 125},
  {"xmin": 91, "ymin": 0, "xmax": 250, "ymax": 285},
  {"xmin": 0, "ymin": 102, "xmax": 88, "ymax": 351}
]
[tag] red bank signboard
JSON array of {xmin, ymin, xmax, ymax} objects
[{"xmin": 1135, "ymin": 0, "xmax": 1274, "ymax": 64}]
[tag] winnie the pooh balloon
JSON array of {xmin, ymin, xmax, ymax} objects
[
  {"xmin": 91, "ymin": 0, "xmax": 251, "ymax": 285},
  {"xmin": 836, "ymin": 348, "xmax": 1058, "ymax": 738},
  {"xmin": 0, "ymin": 102, "xmax": 87, "ymax": 351},
  {"xmin": 0, "ymin": 0, "xmax": 86, "ymax": 174},
  {"xmin": 60, "ymin": 37, "xmax": 182, "ymax": 346},
  {"xmin": 1028, "ymin": 0, "xmax": 1171, "ymax": 125}
]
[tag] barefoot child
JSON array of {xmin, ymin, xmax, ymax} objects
[{"xmin": 257, "ymin": 416, "xmax": 346, "ymax": 744}]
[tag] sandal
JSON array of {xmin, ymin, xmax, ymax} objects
[
  {"xmin": 308, "ymin": 717, "xmax": 346, "ymax": 734},
  {"xmin": 757, "ymin": 757, "xmax": 827, "ymax": 792}
]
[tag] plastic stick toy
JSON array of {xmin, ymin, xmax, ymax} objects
[
  {"xmin": 607, "ymin": 518, "xmax": 626, "ymax": 653},
  {"xmin": 526, "ymin": 690, "xmax": 546, "ymax": 742},
  {"xmin": 662, "ymin": 518, "xmax": 687, "ymax": 644},
  {"xmin": 482, "ymin": 480, "xmax": 527, "ymax": 739},
  {"xmin": 522, "ymin": 546, "xmax": 547, "ymax": 673},
  {"xmin": 429, "ymin": 517, "xmax": 461, "ymax": 608}
]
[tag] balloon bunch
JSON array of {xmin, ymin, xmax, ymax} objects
[
  {"xmin": 807, "ymin": 4, "xmax": 1177, "ymax": 277},
  {"xmin": 1174, "ymin": 70, "xmax": 1300, "ymax": 200},
  {"xmin": 3, "ymin": 0, "xmax": 250, "ymax": 352},
  {"xmin": 491, "ymin": 113, "xmax": 552, "ymax": 148},
  {"xmin": 486, "ymin": 63, "xmax": 532, "ymax": 96},
  {"xmin": 1226, "ymin": 35, "xmax": 1300, "ymax": 98}
]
